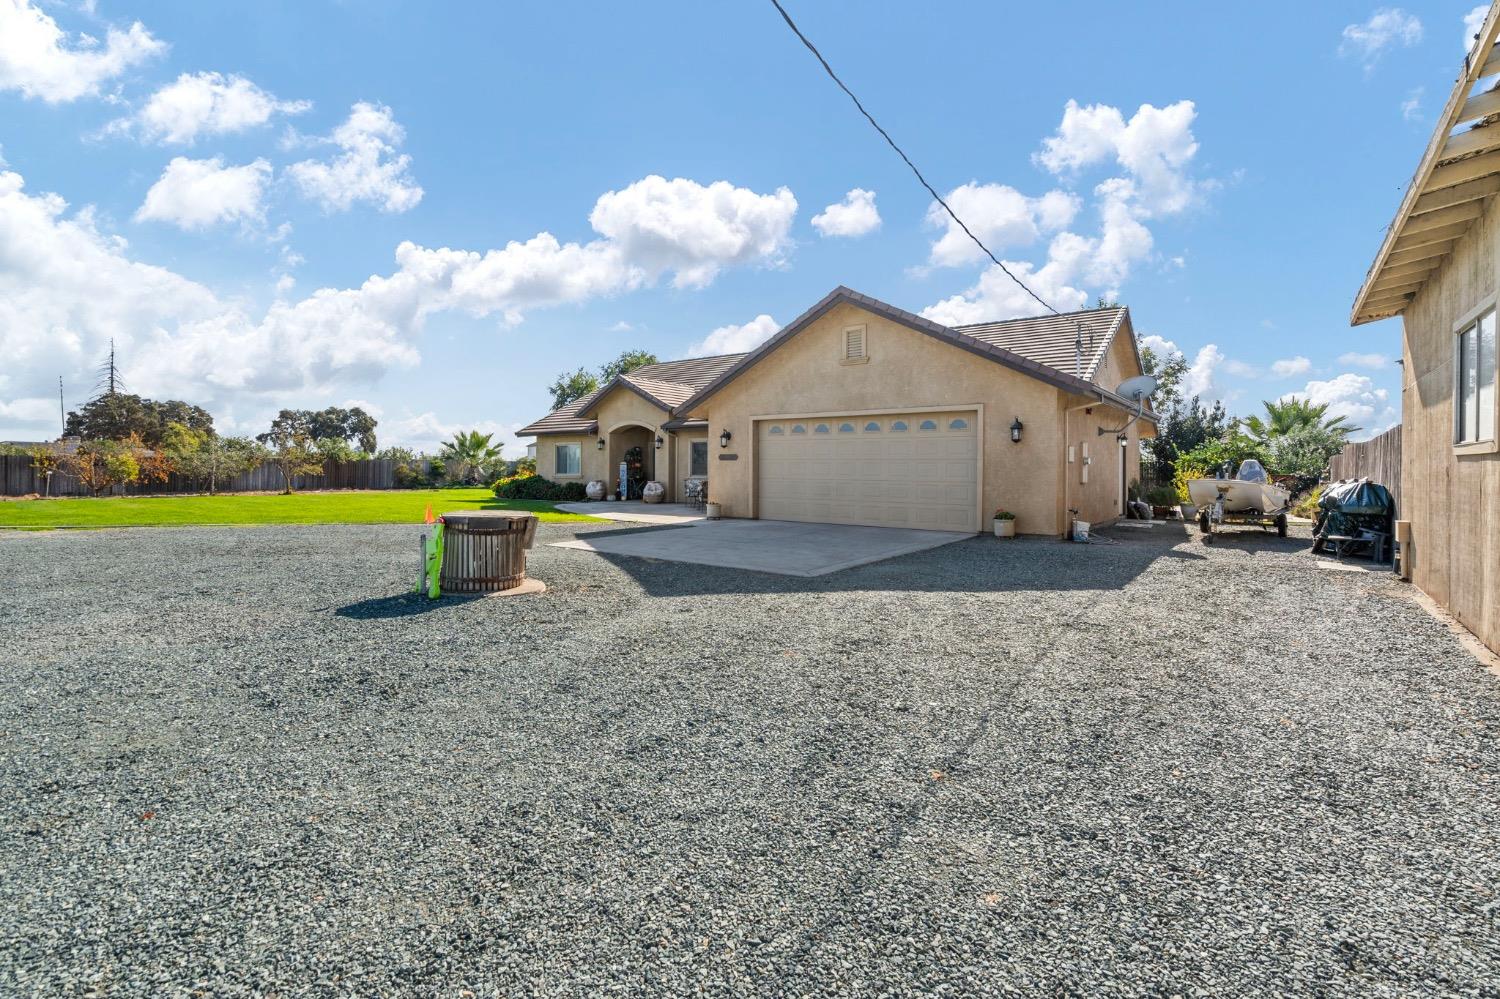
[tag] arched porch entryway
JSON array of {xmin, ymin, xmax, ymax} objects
[{"xmin": 606, "ymin": 422, "xmax": 659, "ymax": 499}]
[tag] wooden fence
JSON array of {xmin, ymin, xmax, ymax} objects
[
  {"xmin": 0, "ymin": 455, "xmax": 429, "ymax": 498},
  {"xmin": 1328, "ymin": 425, "xmax": 1402, "ymax": 510}
]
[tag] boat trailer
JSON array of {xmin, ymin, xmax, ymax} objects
[{"xmin": 1197, "ymin": 484, "xmax": 1289, "ymax": 544}]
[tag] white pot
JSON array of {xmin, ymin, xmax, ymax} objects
[
  {"xmin": 642, "ymin": 481, "xmax": 665, "ymax": 504},
  {"xmin": 705, "ymin": 501, "xmax": 723, "ymax": 520},
  {"xmin": 585, "ymin": 479, "xmax": 606, "ymax": 501},
  {"xmin": 992, "ymin": 518, "xmax": 1016, "ymax": 538}
]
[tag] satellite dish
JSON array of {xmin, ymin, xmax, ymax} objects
[{"xmin": 1115, "ymin": 374, "xmax": 1158, "ymax": 402}]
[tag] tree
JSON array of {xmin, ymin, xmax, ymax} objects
[
  {"xmin": 64, "ymin": 393, "xmax": 214, "ymax": 445},
  {"xmin": 1266, "ymin": 424, "xmax": 1348, "ymax": 478},
  {"xmin": 27, "ymin": 443, "xmax": 63, "ymax": 497},
  {"xmin": 312, "ymin": 436, "xmax": 362, "ymax": 462},
  {"xmin": 256, "ymin": 421, "xmax": 324, "ymax": 493},
  {"xmin": 599, "ymin": 349, "xmax": 658, "ymax": 383},
  {"xmin": 63, "ymin": 433, "xmax": 171, "ymax": 496},
  {"xmin": 159, "ymin": 423, "xmax": 263, "ymax": 493},
  {"xmin": 548, "ymin": 368, "xmax": 600, "ymax": 409},
  {"xmin": 1243, "ymin": 398, "xmax": 1359, "ymax": 444},
  {"xmin": 438, "ymin": 430, "xmax": 503, "ymax": 485},
  {"xmin": 1139, "ymin": 343, "xmax": 1228, "ymax": 474},
  {"xmin": 257, "ymin": 407, "xmax": 378, "ymax": 455}
]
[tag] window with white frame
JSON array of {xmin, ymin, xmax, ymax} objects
[
  {"xmin": 555, "ymin": 442, "xmax": 581, "ymax": 476},
  {"xmin": 690, "ymin": 440, "xmax": 708, "ymax": 477},
  {"xmin": 1456, "ymin": 307, "xmax": 1496, "ymax": 444}
]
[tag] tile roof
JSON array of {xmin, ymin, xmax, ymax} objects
[
  {"xmin": 518, "ymin": 353, "xmax": 746, "ymax": 435},
  {"xmin": 953, "ymin": 306, "xmax": 1128, "ymax": 381}
]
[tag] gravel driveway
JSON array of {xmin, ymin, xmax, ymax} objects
[{"xmin": 2, "ymin": 522, "xmax": 1497, "ymax": 996}]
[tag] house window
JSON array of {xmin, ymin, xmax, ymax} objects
[
  {"xmin": 864, "ymin": 421, "xmax": 881, "ymax": 432},
  {"xmin": 768, "ymin": 425, "xmax": 785, "ymax": 435},
  {"xmin": 814, "ymin": 423, "xmax": 830, "ymax": 433},
  {"xmin": 791, "ymin": 424, "xmax": 807, "ymax": 434},
  {"xmin": 842, "ymin": 325, "xmax": 868, "ymax": 363},
  {"xmin": 838, "ymin": 422, "xmax": 855, "ymax": 433},
  {"xmin": 890, "ymin": 421, "xmax": 908, "ymax": 432},
  {"xmin": 690, "ymin": 440, "xmax": 708, "ymax": 476},
  {"xmin": 949, "ymin": 418, "xmax": 969, "ymax": 430},
  {"xmin": 918, "ymin": 419, "xmax": 938, "ymax": 430},
  {"xmin": 555, "ymin": 443, "xmax": 581, "ymax": 476},
  {"xmin": 1456, "ymin": 307, "xmax": 1496, "ymax": 444}
]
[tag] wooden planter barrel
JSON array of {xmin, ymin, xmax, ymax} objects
[{"xmin": 439, "ymin": 512, "xmax": 539, "ymax": 593}]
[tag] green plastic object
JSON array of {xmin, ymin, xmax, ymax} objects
[{"xmin": 416, "ymin": 521, "xmax": 444, "ymax": 598}]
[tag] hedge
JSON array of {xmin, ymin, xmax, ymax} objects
[{"xmin": 491, "ymin": 474, "xmax": 588, "ymax": 502}]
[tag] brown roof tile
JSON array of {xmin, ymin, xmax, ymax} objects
[
  {"xmin": 953, "ymin": 307, "xmax": 1127, "ymax": 380},
  {"xmin": 519, "ymin": 353, "xmax": 746, "ymax": 435}
]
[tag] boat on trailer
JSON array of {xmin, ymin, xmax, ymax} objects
[{"xmin": 1188, "ymin": 459, "xmax": 1290, "ymax": 543}]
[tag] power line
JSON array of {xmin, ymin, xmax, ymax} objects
[{"xmin": 767, "ymin": 0, "xmax": 1058, "ymax": 315}]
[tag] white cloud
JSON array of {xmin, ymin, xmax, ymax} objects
[
  {"xmin": 685, "ymin": 314, "xmax": 779, "ymax": 358},
  {"xmin": 134, "ymin": 156, "xmax": 271, "ymax": 230},
  {"xmin": 1401, "ymin": 87, "xmax": 1424, "ymax": 121},
  {"xmin": 287, "ymin": 102, "xmax": 423, "ymax": 214},
  {"xmin": 1182, "ymin": 344, "xmax": 1225, "ymax": 400},
  {"xmin": 1285, "ymin": 373, "xmax": 1390, "ymax": 426},
  {"xmin": 1271, "ymin": 356, "xmax": 1312, "ymax": 377},
  {"xmin": 1466, "ymin": 5, "xmax": 1488, "ymax": 53},
  {"xmin": 1035, "ymin": 99, "xmax": 1201, "ymax": 216},
  {"xmin": 127, "ymin": 71, "xmax": 310, "ymax": 145},
  {"xmin": 811, "ymin": 188, "xmax": 881, "ymax": 238},
  {"xmin": 1139, "ymin": 333, "xmax": 1178, "ymax": 356},
  {"xmin": 1222, "ymin": 359, "xmax": 1259, "ymax": 378},
  {"xmin": 925, "ymin": 183, "xmax": 1078, "ymax": 267},
  {"xmin": 926, "ymin": 100, "xmax": 1204, "ymax": 325},
  {"xmin": 1340, "ymin": 8, "xmax": 1423, "ymax": 68},
  {"xmin": 0, "ymin": 167, "xmax": 798, "ymax": 419},
  {"xmin": 0, "ymin": 0, "xmax": 163, "ymax": 102},
  {"xmin": 588, "ymin": 175, "xmax": 796, "ymax": 288},
  {"xmin": 1338, "ymin": 351, "xmax": 1390, "ymax": 369}
]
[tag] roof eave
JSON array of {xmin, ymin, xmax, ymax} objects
[{"xmin": 1351, "ymin": 6, "xmax": 1500, "ymax": 325}]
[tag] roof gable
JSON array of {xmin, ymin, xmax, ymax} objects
[
  {"xmin": 953, "ymin": 306, "xmax": 1129, "ymax": 381},
  {"xmin": 675, "ymin": 286, "xmax": 1154, "ymax": 417},
  {"xmin": 518, "ymin": 353, "xmax": 746, "ymax": 436}
]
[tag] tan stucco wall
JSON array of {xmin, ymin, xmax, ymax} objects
[
  {"xmin": 686, "ymin": 301, "xmax": 1070, "ymax": 534},
  {"xmin": 674, "ymin": 431, "xmax": 708, "ymax": 496},
  {"xmin": 1061, "ymin": 395, "xmax": 1142, "ymax": 528},
  {"xmin": 1399, "ymin": 196, "xmax": 1500, "ymax": 653}
]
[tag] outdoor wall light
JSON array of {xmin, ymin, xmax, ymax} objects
[
  {"xmin": 596, "ymin": 438, "xmax": 605, "ymax": 450},
  {"xmin": 1009, "ymin": 417, "xmax": 1024, "ymax": 444},
  {"xmin": 654, "ymin": 435, "xmax": 664, "ymax": 450},
  {"xmin": 719, "ymin": 429, "xmax": 733, "ymax": 448}
]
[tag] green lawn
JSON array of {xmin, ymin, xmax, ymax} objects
[{"xmin": 0, "ymin": 488, "xmax": 604, "ymax": 529}]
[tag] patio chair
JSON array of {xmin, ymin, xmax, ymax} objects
[{"xmin": 683, "ymin": 479, "xmax": 705, "ymax": 510}]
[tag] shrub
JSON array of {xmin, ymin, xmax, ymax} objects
[
  {"xmin": 492, "ymin": 474, "xmax": 587, "ymax": 502},
  {"xmin": 393, "ymin": 462, "xmax": 429, "ymax": 489},
  {"xmin": 1292, "ymin": 486, "xmax": 1321, "ymax": 520},
  {"xmin": 1144, "ymin": 484, "xmax": 1179, "ymax": 507}
]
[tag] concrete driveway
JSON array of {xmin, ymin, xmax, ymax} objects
[{"xmin": 548, "ymin": 518, "xmax": 973, "ymax": 576}]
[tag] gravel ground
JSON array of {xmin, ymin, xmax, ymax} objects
[{"xmin": 2, "ymin": 520, "xmax": 1498, "ymax": 997}]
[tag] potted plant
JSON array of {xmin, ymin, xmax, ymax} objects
[
  {"xmin": 992, "ymin": 509, "xmax": 1016, "ymax": 538},
  {"xmin": 1146, "ymin": 485, "xmax": 1179, "ymax": 519}
]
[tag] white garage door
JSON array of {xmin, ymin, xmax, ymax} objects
[{"xmin": 756, "ymin": 410, "xmax": 979, "ymax": 531}]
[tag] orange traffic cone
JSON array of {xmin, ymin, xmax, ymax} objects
[{"xmin": 423, "ymin": 504, "xmax": 435, "ymax": 524}]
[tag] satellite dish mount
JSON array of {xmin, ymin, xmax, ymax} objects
[{"xmin": 1096, "ymin": 374, "xmax": 1158, "ymax": 436}]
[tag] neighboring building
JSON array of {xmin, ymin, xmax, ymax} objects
[
  {"xmin": 520, "ymin": 286, "xmax": 1156, "ymax": 536},
  {"xmin": 1350, "ymin": 2, "xmax": 1500, "ymax": 654}
]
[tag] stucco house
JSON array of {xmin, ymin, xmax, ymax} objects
[
  {"xmin": 520, "ymin": 286, "xmax": 1157, "ymax": 536},
  {"xmin": 1350, "ymin": 1, "xmax": 1500, "ymax": 654}
]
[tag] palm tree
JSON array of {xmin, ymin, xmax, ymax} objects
[
  {"xmin": 1242, "ymin": 398, "xmax": 1359, "ymax": 443},
  {"xmin": 438, "ymin": 430, "xmax": 503, "ymax": 485}
]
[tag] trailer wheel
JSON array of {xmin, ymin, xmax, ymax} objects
[
  {"xmin": 1275, "ymin": 513, "xmax": 1288, "ymax": 538},
  {"xmin": 1198, "ymin": 509, "xmax": 1211, "ymax": 534}
]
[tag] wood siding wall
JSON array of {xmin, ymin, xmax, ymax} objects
[
  {"xmin": 1328, "ymin": 426, "xmax": 1403, "ymax": 512},
  {"xmin": 1396, "ymin": 193, "xmax": 1500, "ymax": 653},
  {"xmin": 0, "ymin": 456, "xmax": 428, "ymax": 497}
]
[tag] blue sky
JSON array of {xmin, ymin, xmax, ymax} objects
[{"xmin": 0, "ymin": 1, "xmax": 1484, "ymax": 452}]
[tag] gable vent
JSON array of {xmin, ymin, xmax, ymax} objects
[{"xmin": 843, "ymin": 325, "xmax": 867, "ymax": 361}]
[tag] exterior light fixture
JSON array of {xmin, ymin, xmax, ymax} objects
[
  {"xmin": 654, "ymin": 435, "xmax": 664, "ymax": 450},
  {"xmin": 1009, "ymin": 417, "xmax": 1023, "ymax": 444},
  {"xmin": 719, "ymin": 428, "xmax": 732, "ymax": 448},
  {"xmin": 596, "ymin": 438, "xmax": 606, "ymax": 450}
]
